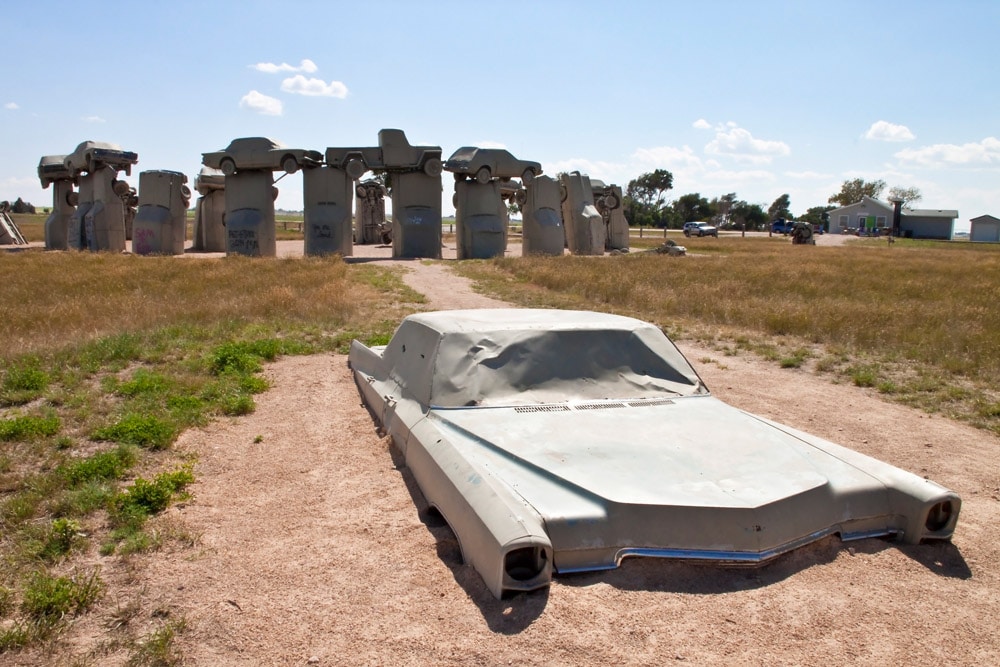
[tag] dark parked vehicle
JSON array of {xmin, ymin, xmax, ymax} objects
[{"xmin": 771, "ymin": 219, "xmax": 795, "ymax": 234}]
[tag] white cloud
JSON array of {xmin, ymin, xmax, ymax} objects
[
  {"xmin": 239, "ymin": 90, "xmax": 283, "ymax": 116},
  {"xmin": 865, "ymin": 120, "xmax": 915, "ymax": 142},
  {"xmin": 82, "ymin": 115, "xmax": 106, "ymax": 123},
  {"xmin": 280, "ymin": 75, "xmax": 348, "ymax": 98},
  {"xmin": 692, "ymin": 118, "xmax": 711, "ymax": 130},
  {"xmin": 251, "ymin": 59, "xmax": 318, "ymax": 74},
  {"xmin": 704, "ymin": 126, "xmax": 790, "ymax": 164},
  {"xmin": 632, "ymin": 145, "xmax": 704, "ymax": 170},
  {"xmin": 784, "ymin": 170, "xmax": 832, "ymax": 180},
  {"xmin": 4, "ymin": 102, "xmax": 18, "ymax": 110},
  {"xmin": 894, "ymin": 137, "xmax": 1000, "ymax": 167},
  {"xmin": 544, "ymin": 158, "xmax": 627, "ymax": 183},
  {"xmin": 700, "ymin": 168, "xmax": 776, "ymax": 185}
]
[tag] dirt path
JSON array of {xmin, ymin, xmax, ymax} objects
[{"xmin": 27, "ymin": 247, "xmax": 998, "ymax": 666}]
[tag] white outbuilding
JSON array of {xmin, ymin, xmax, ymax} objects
[{"xmin": 969, "ymin": 215, "xmax": 1000, "ymax": 243}]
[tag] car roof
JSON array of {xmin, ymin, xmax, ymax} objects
[
  {"xmin": 225, "ymin": 137, "xmax": 284, "ymax": 151},
  {"xmin": 381, "ymin": 309, "xmax": 704, "ymax": 407}
]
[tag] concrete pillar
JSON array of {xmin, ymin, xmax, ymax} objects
[
  {"xmin": 224, "ymin": 170, "xmax": 276, "ymax": 257},
  {"xmin": 68, "ymin": 174, "xmax": 94, "ymax": 250},
  {"xmin": 355, "ymin": 180, "xmax": 388, "ymax": 244},
  {"xmin": 521, "ymin": 175, "xmax": 564, "ymax": 256},
  {"xmin": 132, "ymin": 170, "xmax": 190, "ymax": 255},
  {"xmin": 596, "ymin": 183, "xmax": 628, "ymax": 251},
  {"xmin": 391, "ymin": 171, "xmax": 442, "ymax": 259},
  {"xmin": 84, "ymin": 166, "xmax": 127, "ymax": 252},
  {"xmin": 303, "ymin": 165, "xmax": 353, "ymax": 257},
  {"xmin": 44, "ymin": 180, "xmax": 76, "ymax": 250},
  {"xmin": 455, "ymin": 179, "xmax": 506, "ymax": 260},
  {"xmin": 560, "ymin": 171, "xmax": 605, "ymax": 255},
  {"xmin": 193, "ymin": 169, "xmax": 226, "ymax": 252}
]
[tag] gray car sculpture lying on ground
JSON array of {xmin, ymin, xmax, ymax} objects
[
  {"xmin": 202, "ymin": 137, "xmax": 322, "ymax": 175},
  {"xmin": 349, "ymin": 309, "xmax": 961, "ymax": 599},
  {"xmin": 444, "ymin": 147, "xmax": 542, "ymax": 184}
]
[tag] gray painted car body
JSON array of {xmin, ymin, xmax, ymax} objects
[{"xmin": 348, "ymin": 309, "xmax": 960, "ymax": 598}]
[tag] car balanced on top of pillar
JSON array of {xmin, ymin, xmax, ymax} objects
[
  {"xmin": 324, "ymin": 129, "xmax": 443, "ymax": 180},
  {"xmin": 202, "ymin": 137, "xmax": 323, "ymax": 176}
]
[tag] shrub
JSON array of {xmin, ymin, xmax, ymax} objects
[
  {"xmin": 211, "ymin": 342, "xmax": 263, "ymax": 375},
  {"xmin": 60, "ymin": 446, "xmax": 137, "ymax": 486},
  {"xmin": 848, "ymin": 365, "xmax": 879, "ymax": 388},
  {"xmin": 0, "ymin": 415, "xmax": 60, "ymax": 442},
  {"xmin": 40, "ymin": 518, "xmax": 84, "ymax": 560},
  {"xmin": 116, "ymin": 369, "xmax": 169, "ymax": 397},
  {"xmin": 21, "ymin": 569, "xmax": 103, "ymax": 621},
  {"xmin": 92, "ymin": 414, "xmax": 176, "ymax": 450},
  {"xmin": 3, "ymin": 366, "xmax": 49, "ymax": 391},
  {"xmin": 220, "ymin": 394, "xmax": 255, "ymax": 416},
  {"xmin": 114, "ymin": 468, "xmax": 194, "ymax": 519}
]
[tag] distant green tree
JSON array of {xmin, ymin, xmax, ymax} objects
[
  {"xmin": 828, "ymin": 178, "xmax": 886, "ymax": 206},
  {"xmin": 710, "ymin": 192, "xmax": 737, "ymax": 226},
  {"xmin": 624, "ymin": 169, "xmax": 674, "ymax": 228},
  {"xmin": 730, "ymin": 200, "xmax": 768, "ymax": 231},
  {"xmin": 887, "ymin": 185, "xmax": 922, "ymax": 207},
  {"xmin": 767, "ymin": 194, "xmax": 792, "ymax": 221},
  {"xmin": 672, "ymin": 192, "xmax": 711, "ymax": 223},
  {"xmin": 799, "ymin": 205, "xmax": 836, "ymax": 229}
]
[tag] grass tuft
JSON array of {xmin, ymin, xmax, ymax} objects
[
  {"xmin": 1, "ymin": 364, "xmax": 50, "ymax": 405},
  {"xmin": 92, "ymin": 414, "xmax": 176, "ymax": 451},
  {"xmin": 21, "ymin": 568, "xmax": 103, "ymax": 621},
  {"xmin": 0, "ymin": 414, "xmax": 60, "ymax": 441}
]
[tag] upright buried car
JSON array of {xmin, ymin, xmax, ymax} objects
[{"xmin": 349, "ymin": 309, "xmax": 960, "ymax": 599}]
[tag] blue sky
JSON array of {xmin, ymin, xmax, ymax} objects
[{"xmin": 2, "ymin": 1, "xmax": 997, "ymax": 230}]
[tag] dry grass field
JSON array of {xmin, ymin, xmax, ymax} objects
[{"xmin": 0, "ymin": 233, "xmax": 998, "ymax": 664}]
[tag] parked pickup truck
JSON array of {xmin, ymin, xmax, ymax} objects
[
  {"xmin": 325, "ymin": 129, "xmax": 442, "ymax": 179},
  {"xmin": 771, "ymin": 219, "xmax": 795, "ymax": 234}
]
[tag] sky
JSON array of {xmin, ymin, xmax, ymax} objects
[{"xmin": 2, "ymin": 1, "xmax": 998, "ymax": 231}]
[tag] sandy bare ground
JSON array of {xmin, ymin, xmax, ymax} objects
[{"xmin": 12, "ymin": 237, "xmax": 998, "ymax": 666}]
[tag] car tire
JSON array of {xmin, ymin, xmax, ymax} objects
[
  {"xmin": 282, "ymin": 156, "xmax": 299, "ymax": 174},
  {"xmin": 603, "ymin": 194, "xmax": 620, "ymax": 210},
  {"xmin": 220, "ymin": 158, "xmax": 237, "ymax": 176},
  {"xmin": 345, "ymin": 158, "xmax": 366, "ymax": 180},
  {"xmin": 514, "ymin": 190, "xmax": 527, "ymax": 206},
  {"xmin": 423, "ymin": 158, "xmax": 443, "ymax": 178},
  {"xmin": 475, "ymin": 166, "xmax": 491, "ymax": 185},
  {"xmin": 355, "ymin": 184, "xmax": 367, "ymax": 199},
  {"xmin": 521, "ymin": 168, "xmax": 535, "ymax": 185},
  {"xmin": 684, "ymin": 230, "xmax": 691, "ymax": 237}
]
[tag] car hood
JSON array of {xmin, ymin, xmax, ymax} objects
[
  {"xmin": 425, "ymin": 395, "xmax": 914, "ymax": 567},
  {"xmin": 431, "ymin": 396, "xmax": 871, "ymax": 508}
]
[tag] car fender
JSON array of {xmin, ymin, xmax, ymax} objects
[{"xmin": 405, "ymin": 415, "xmax": 553, "ymax": 598}]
